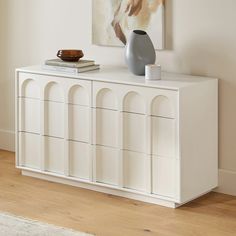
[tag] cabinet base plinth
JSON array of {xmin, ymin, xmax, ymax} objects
[{"xmin": 21, "ymin": 170, "xmax": 179, "ymax": 208}]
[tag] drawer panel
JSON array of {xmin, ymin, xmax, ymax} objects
[
  {"xmin": 123, "ymin": 91, "xmax": 146, "ymax": 114},
  {"xmin": 94, "ymin": 86, "xmax": 119, "ymax": 110},
  {"xmin": 69, "ymin": 104, "xmax": 90, "ymax": 143},
  {"xmin": 45, "ymin": 136, "xmax": 64, "ymax": 174},
  {"xmin": 94, "ymin": 108, "xmax": 119, "ymax": 148},
  {"xmin": 18, "ymin": 74, "xmax": 40, "ymax": 99},
  {"xmin": 152, "ymin": 117, "xmax": 176, "ymax": 158},
  {"xmin": 68, "ymin": 83, "xmax": 90, "ymax": 106},
  {"xmin": 152, "ymin": 156, "xmax": 177, "ymax": 198},
  {"xmin": 18, "ymin": 72, "xmax": 91, "ymax": 104},
  {"xmin": 69, "ymin": 141, "xmax": 91, "ymax": 180},
  {"xmin": 19, "ymin": 132, "xmax": 41, "ymax": 170},
  {"xmin": 44, "ymin": 82, "xmax": 64, "ymax": 102},
  {"xmin": 123, "ymin": 112, "xmax": 146, "ymax": 153},
  {"xmin": 95, "ymin": 146, "xmax": 119, "ymax": 186},
  {"xmin": 123, "ymin": 151, "xmax": 150, "ymax": 193},
  {"xmin": 93, "ymin": 81, "xmax": 177, "ymax": 117},
  {"xmin": 151, "ymin": 95, "xmax": 175, "ymax": 118},
  {"xmin": 19, "ymin": 98, "xmax": 40, "ymax": 134},
  {"xmin": 44, "ymin": 101, "xmax": 64, "ymax": 138}
]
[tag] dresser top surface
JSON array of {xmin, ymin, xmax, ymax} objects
[{"xmin": 16, "ymin": 65, "xmax": 217, "ymax": 90}]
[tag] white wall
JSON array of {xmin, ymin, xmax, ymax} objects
[{"xmin": 1, "ymin": 0, "xmax": 236, "ymax": 195}]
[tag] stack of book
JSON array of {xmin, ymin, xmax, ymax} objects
[{"xmin": 43, "ymin": 59, "xmax": 100, "ymax": 74}]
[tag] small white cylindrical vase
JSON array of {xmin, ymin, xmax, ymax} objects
[{"xmin": 145, "ymin": 64, "xmax": 161, "ymax": 80}]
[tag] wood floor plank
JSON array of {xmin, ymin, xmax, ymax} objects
[{"xmin": 0, "ymin": 150, "xmax": 236, "ymax": 236}]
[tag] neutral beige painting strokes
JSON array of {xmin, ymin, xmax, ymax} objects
[{"xmin": 92, "ymin": 0, "xmax": 165, "ymax": 49}]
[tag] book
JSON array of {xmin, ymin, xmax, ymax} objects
[
  {"xmin": 45, "ymin": 59, "xmax": 95, "ymax": 68},
  {"xmin": 42, "ymin": 64, "xmax": 100, "ymax": 73}
]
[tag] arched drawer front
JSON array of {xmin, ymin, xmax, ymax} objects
[
  {"xmin": 93, "ymin": 82, "xmax": 149, "ymax": 112},
  {"xmin": 93, "ymin": 83, "xmax": 119, "ymax": 110},
  {"xmin": 67, "ymin": 81, "xmax": 91, "ymax": 142},
  {"xmin": 123, "ymin": 91, "xmax": 146, "ymax": 114},
  {"xmin": 66, "ymin": 79, "xmax": 91, "ymax": 106},
  {"xmin": 92, "ymin": 81, "xmax": 178, "ymax": 157},
  {"xmin": 97, "ymin": 88, "xmax": 118, "ymax": 110},
  {"xmin": 93, "ymin": 81, "xmax": 177, "ymax": 117},
  {"xmin": 44, "ymin": 82, "xmax": 64, "ymax": 103},
  {"xmin": 146, "ymin": 89, "xmax": 177, "ymax": 118},
  {"xmin": 151, "ymin": 95, "xmax": 175, "ymax": 118},
  {"xmin": 17, "ymin": 73, "xmax": 41, "ymax": 99},
  {"xmin": 19, "ymin": 78, "xmax": 40, "ymax": 99},
  {"xmin": 68, "ymin": 85, "xmax": 89, "ymax": 106},
  {"xmin": 121, "ymin": 86, "xmax": 177, "ymax": 117},
  {"xmin": 19, "ymin": 72, "xmax": 92, "ymax": 103},
  {"xmin": 43, "ymin": 81, "xmax": 65, "ymax": 138}
]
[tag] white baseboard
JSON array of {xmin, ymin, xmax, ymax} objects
[
  {"xmin": 0, "ymin": 129, "xmax": 15, "ymax": 152},
  {"xmin": 214, "ymin": 169, "xmax": 236, "ymax": 196}
]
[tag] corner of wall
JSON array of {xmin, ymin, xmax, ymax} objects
[
  {"xmin": 214, "ymin": 169, "xmax": 236, "ymax": 196},
  {"xmin": 0, "ymin": 129, "xmax": 15, "ymax": 152}
]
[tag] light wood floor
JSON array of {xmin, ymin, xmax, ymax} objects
[{"xmin": 0, "ymin": 150, "xmax": 236, "ymax": 236}]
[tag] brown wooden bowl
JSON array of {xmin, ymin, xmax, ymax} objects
[{"xmin": 57, "ymin": 50, "xmax": 84, "ymax": 62}]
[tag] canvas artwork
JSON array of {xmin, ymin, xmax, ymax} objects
[{"xmin": 92, "ymin": 0, "xmax": 165, "ymax": 50}]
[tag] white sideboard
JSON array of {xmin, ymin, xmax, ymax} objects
[{"xmin": 15, "ymin": 65, "xmax": 218, "ymax": 208}]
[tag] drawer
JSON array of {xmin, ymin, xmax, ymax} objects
[
  {"xmin": 94, "ymin": 108, "xmax": 119, "ymax": 148},
  {"xmin": 44, "ymin": 101, "xmax": 64, "ymax": 138},
  {"xmin": 45, "ymin": 136, "xmax": 65, "ymax": 174},
  {"xmin": 19, "ymin": 98, "xmax": 40, "ymax": 134},
  {"xmin": 93, "ymin": 84, "xmax": 119, "ymax": 110},
  {"xmin": 44, "ymin": 79, "xmax": 91, "ymax": 104},
  {"xmin": 44, "ymin": 82, "xmax": 65, "ymax": 102},
  {"xmin": 68, "ymin": 83, "xmax": 91, "ymax": 106},
  {"xmin": 95, "ymin": 146, "xmax": 119, "ymax": 186},
  {"xmin": 18, "ymin": 73, "xmax": 41, "ymax": 99},
  {"xmin": 123, "ymin": 151, "xmax": 150, "ymax": 193},
  {"xmin": 123, "ymin": 112, "xmax": 146, "ymax": 153},
  {"xmin": 69, "ymin": 141, "xmax": 91, "ymax": 180},
  {"xmin": 68, "ymin": 104, "xmax": 90, "ymax": 143},
  {"xmin": 19, "ymin": 132, "xmax": 41, "ymax": 170},
  {"xmin": 18, "ymin": 72, "xmax": 91, "ymax": 104},
  {"xmin": 18, "ymin": 73, "xmax": 65, "ymax": 102},
  {"xmin": 152, "ymin": 156, "xmax": 178, "ymax": 198},
  {"xmin": 93, "ymin": 81, "xmax": 177, "ymax": 117},
  {"xmin": 152, "ymin": 117, "xmax": 176, "ymax": 158}
]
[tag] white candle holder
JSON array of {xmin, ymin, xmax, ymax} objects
[{"xmin": 145, "ymin": 64, "xmax": 161, "ymax": 80}]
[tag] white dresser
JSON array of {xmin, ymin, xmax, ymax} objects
[{"xmin": 15, "ymin": 65, "xmax": 218, "ymax": 208}]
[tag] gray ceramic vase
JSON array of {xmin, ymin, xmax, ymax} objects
[{"xmin": 125, "ymin": 30, "xmax": 156, "ymax": 76}]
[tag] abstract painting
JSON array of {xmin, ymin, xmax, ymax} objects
[{"xmin": 92, "ymin": 0, "xmax": 165, "ymax": 49}]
